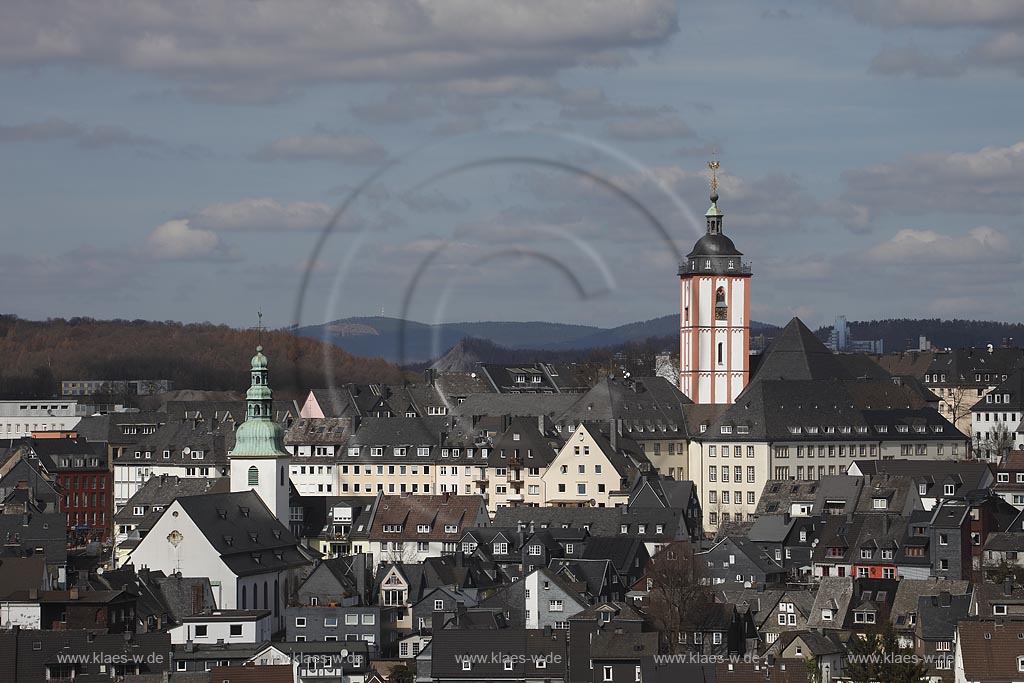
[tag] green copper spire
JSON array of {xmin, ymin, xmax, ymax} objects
[{"xmin": 229, "ymin": 316, "xmax": 289, "ymax": 458}]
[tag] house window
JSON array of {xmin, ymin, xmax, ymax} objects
[
  {"xmin": 604, "ymin": 666, "xmax": 614, "ymax": 682},
  {"xmin": 435, "ymin": 600, "xmax": 444, "ymax": 610},
  {"xmin": 550, "ymin": 600, "xmax": 563, "ymax": 612}
]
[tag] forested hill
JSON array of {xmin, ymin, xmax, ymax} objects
[
  {"xmin": 814, "ymin": 318, "xmax": 1024, "ymax": 351},
  {"xmin": 0, "ymin": 315, "xmax": 407, "ymax": 399}
]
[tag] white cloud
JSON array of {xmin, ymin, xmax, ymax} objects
[
  {"xmin": 146, "ymin": 219, "xmax": 237, "ymax": 261},
  {"xmin": 861, "ymin": 225, "xmax": 1020, "ymax": 265},
  {"xmin": 840, "ymin": 140, "xmax": 1024, "ymax": 226},
  {"xmin": 257, "ymin": 130, "xmax": 390, "ymax": 164},
  {"xmin": 194, "ymin": 198, "xmax": 333, "ymax": 232}
]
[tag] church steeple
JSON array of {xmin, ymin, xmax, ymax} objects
[
  {"xmin": 706, "ymin": 159, "xmax": 723, "ymax": 235},
  {"xmin": 229, "ymin": 313, "xmax": 291, "ymax": 525}
]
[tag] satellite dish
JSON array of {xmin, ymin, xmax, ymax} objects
[{"xmin": 182, "ymin": 446, "xmax": 191, "ymax": 455}]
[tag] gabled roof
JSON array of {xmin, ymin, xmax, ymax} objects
[
  {"xmin": 957, "ymin": 620, "xmax": 1024, "ymax": 682},
  {"xmin": 890, "ymin": 578, "xmax": 970, "ymax": 630},
  {"xmin": 166, "ymin": 491, "xmax": 310, "ymax": 576},
  {"xmin": 806, "ymin": 577, "xmax": 853, "ymax": 629}
]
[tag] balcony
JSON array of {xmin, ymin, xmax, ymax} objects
[{"xmin": 506, "ymin": 493, "xmax": 524, "ymax": 502}]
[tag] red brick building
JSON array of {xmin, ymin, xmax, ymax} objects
[{"xmin": 26, "ymin": 437, "xmax": 112, "ymax": 544}]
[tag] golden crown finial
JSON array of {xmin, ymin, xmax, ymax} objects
[{"xmin": 708, "ymin": 159, "xmax": 720, "ymax": 199}]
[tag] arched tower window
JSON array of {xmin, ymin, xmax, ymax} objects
[
  {"xmin": 715, "ymin": 287, "xmax": 728, "ymax": 321},
  {"xmin": 247, "ymin": 466, "xmax": 259, "ymax": 486}
]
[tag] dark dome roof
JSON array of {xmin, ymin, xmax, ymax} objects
[{"xmin": 687, "ymin": 233, "xmax": 742, "ymax": 258}]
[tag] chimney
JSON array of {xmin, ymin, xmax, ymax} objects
[
  {"xmin": 538, "ymin": 415, "xmax": 546, "ymax": 434},
  {"xmin": 938, "ymin": 591, "xmax": 951, "ymax": 607},
  {"xmin": 455, "ymin": 551, "xmax": 464, "ymax": 567},
  {"xmin": 425, "ymin": 369, "xmax": 436, "ymax": 387},
  {"xmin": 69, "ymin": 587, "xmax": 80, "ymax": 600},
  {"xmin": 28, "ymin": 588, "xmax": 38, "ymax": 600},
  {"xmin": 1004, "ymin": 578, "xmax": 1014, "ymax": 595},
  {"xmin": 782, "ymin": 513, "xmax": 791, "ymax": 525},
  {"xmin": 609, "ymin": 419, "xmax": 618, "ymax": 452}
]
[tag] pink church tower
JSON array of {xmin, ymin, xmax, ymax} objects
[{"xmin": 679, "ymin": 161, "xmax": 752, "ymax": 404}]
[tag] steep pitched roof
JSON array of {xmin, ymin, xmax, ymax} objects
[
  {"xmin": 168, "ymin": 491, "xmax": 311, "ymax": 577},
  {"xmin": 751, "ymin": 318, "xmax": 851, "ymax": 384}
]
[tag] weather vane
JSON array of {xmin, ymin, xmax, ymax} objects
[
  {"xmin": 708, "ymin": 158, "xmax": 720, "ymax": 196},
  {"xmin": 256, "ymin": 309, "xmax": 264, "ymax": 347}
]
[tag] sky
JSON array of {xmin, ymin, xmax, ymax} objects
[{"xmin": 1, "ymin": 0, "xmax": 1023, "ymax": 332}]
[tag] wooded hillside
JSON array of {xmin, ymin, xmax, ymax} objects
[{"xmin": 0, "ymin": 315, "xmax": 407, "ymax": 399}]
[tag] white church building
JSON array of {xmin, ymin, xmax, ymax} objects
[{"xmin": 126, "ymin": 340, "xmax": 314, "ymax": 631}]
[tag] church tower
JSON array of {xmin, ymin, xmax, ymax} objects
[
  {"xmin": 679, "ymin": 161, "xmax": 752, "ymax": 404},
  {"xmin": 229, "ymin": 316, "xmax": 291, "ymax": 525}
]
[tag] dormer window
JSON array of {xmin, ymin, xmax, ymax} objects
[{"xmin": 873, "ymin": 497, "xmax": 888, "ymax": 510}]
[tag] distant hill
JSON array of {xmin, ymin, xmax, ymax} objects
[
  {"xmin": 294, "ymin": 315, "xmax": 779, "ymax": 364},
  {"xmin": 0, "ymin": 315, "xmax": 406, "ymax": 400},
  {"xmin": 814, "ymin": 318, "xmax": 1024, "ymax": 352}
]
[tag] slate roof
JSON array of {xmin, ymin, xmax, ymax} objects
[
  {"xmin": 558, "ymin": 376, "xmax": 690, "ymax": 438},
  {"xmin": 114, "ymin": 419, "xmax": 233, "ymax": 465},
  {"xmin": 549, "ymin": 558, "xmax": 616, "ymax": 599},
  {"xmin": 756, "ymin": 480, "xmax": 820, "ymax": 515},
  {"xmin": 115, "ymin": 474, "xmax": 228, "ymax": 525},
  {"xmin": 429, "ymin": 627, "xmax": 568, "ymax": 678},
  {"xmin": 284, "ymin": 417, "xmax": 353, "ymax": 447},
  {"xmin": 747, "ymin": 515, "xmax": 797, "ymax": 544},
  {"xmin": 766, "ymin": 630, "xmax": 845, "ymax": 657},
  {"xmin": 0, "ymin": 511, "xmax": 67, "ymax": 563},
  {"xmin": 591, "ymin": 630, "xmax": 660, "ymax": 659},
  {"xmin": 917, "ymin": 592, "xmax": 971, "ymax": 640},
  {"xmin": 488, "ymin": 416, "xmax": 561, "ymax": 467},
  {"xmin": 492, "ymin": 506, "xmax": 688, "ymax": 542},
  {"xmin": 890, "ymin": 578, "xmax": 970, "ymax": 629},
  {"xmin": 806, "ymin": 577, "xmax": 853, "ymax": 629},
  {"xmin": 751, "ymin": 318, "xmax": 853, "ymax": 383},
  {"xmin": 984, "ymin": 531, "xmax": 1024, "ymax": 552},
  {"xmin": 974, "ymin": 367, "xmax": 1024, "ymax": 413},
  {"xmin": 6, "ymin": 630, "xmax": 171, "ymax": 683},
  {"xmin": 453, "ymin": 393, "xmax": 580, "ymax": 419},
  {"xmin": 167, "ymin": 491, "xmax": 311, "ymax": 577},
  {"xmin": 345, "ymin": 416, "xmax": 450, "ymax": 456},
  {"xmin": 850, "ymin": 459, "xmax": 992, "ymax": 496}
]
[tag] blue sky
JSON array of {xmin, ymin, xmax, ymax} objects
[{"xmin": 1, "ymin": 0, "xmax": 1023, "ymax": 332}]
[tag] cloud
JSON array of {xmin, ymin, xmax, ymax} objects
[
  {"xmin": 0, "ymin": 1, "xmax": 679, "ymax": 103},
  {"xmin": 193, "ymin": 198, "xmax": 334, "ymax": 232},
  {"xmin": 146, "ymin": 219, "xmax": 238, "ymax": 261},
  {"xmin": 840, "ymin": 140, "xmax": 1024, "ymax": 225},
  {"xmin": 0, "ymin": 117, "xmax": 159, "ymax": 148},
  {"xmin": 256, "ymin": 129, "xmax": 390, "ymax": 164},
  {"xmin": 860, "ymin": 225, "xmax": 1020, "ymax": 265},
  {"xmin": 834, "ymin": 1, "xmax": 1024, "ymax": 77}
]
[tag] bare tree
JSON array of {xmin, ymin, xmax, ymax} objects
[
  {"xmin": 643, "ymin": 542, "xmax": 714, "ymax": 654},
  {"xmin": 974, "ymin": 422, "xmax": 1015, "ymax": 462}
]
